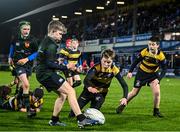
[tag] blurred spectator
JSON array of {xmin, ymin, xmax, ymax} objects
[
  {"xmin": 90, "ymin": 59, "xmax": 95, "ymax": 68},
  {"xmin": 64, "ymin": 1, "xmax": 179, "ymax": 40},
  {"xmin": 82, "ymin": 60, "xmax": 89, "ymax": 74}
]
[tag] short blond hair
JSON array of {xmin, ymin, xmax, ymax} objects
[
  {"xmin": 101, "ymin": 49, "xmax": 115, "ymax": 59},
  {"xmin": 47, "ymin": 20, "xmax": 67, "ymax": 35}
]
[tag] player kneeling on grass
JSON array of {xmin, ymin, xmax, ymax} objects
[
  {"xmin": 69, "ymin": 49, "xmax": 128, "ymax": 119},
  {"xmin": 0, "ymin": 85, "xmax": 44, "ymax": 118},
  {"xmin": 116, "ymin": 36, "xmax": 167, "ymax": 118},
  {"xmin": 36, "ymin": 20, "xmax": 98, "ymax": 128}
]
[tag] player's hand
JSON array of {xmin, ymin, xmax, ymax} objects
[
  {"xmin": 20, "ymin": 108, "xmax": 27, "ymax": 112},
  {"xmin": 58, "ymin": 58, "xmax": 64, "ymax": 65},
  {"xmin": 17, "ymin": 58, "xmax": 28, "ymax": 65},
  {"xmin": 8, "ymin": 57, "xmax": 14, "ymax": 65},
  {"xmin": 88, "ymin": 87, "xmax": 99, "ymax": 94},
  {"xmin": 127, "ymin": 72, "xmax": 132, "ymax": 79},
  {"xmin": 119, "ymin": 98, "xmax": 127, "ymax": 106},
  {"xmin": 67, "ymin": 63, "xmax": 76, "ymax": 70}
]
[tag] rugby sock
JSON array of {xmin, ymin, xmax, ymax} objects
[
  {"xmin": 77, "ymin": 114, "xmax": 86, "ymax": 122},
  {"xmin": 153, "ymin": 108, "xmax": 159, "ymax": 113},
  {"xmin": 16, "ymin": 87, "xmax": 23, "ymax": 99},
  {"xmin": 23, "ymin": 94, "xmax": 30, "ymax": 111},
  {"xmin": 51, "ymin": 116, "xmax": 59, "ymax": 122}
]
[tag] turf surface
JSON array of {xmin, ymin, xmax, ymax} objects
[{"xmin": 0, "ymin": 71, "xmax": 180, "ymax": 131}]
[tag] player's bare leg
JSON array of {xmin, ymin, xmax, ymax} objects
[
  {"xmin": 18, "ymin": 73, "xmax": 34, "ymax": 117},
  {"xmin": 49, "ymin": 81, "xmax": 98, "ymax": 127},
  {"xmin": 67, "ymin": 77, "xmax": 73, "ymax": 86},
  {"xmin": 150, "ymin": 79, "xmax": 163, "ymax": 117},
  {"xmin": 116, "ymin": 88, "xmax": 141, "ymax": 114}
]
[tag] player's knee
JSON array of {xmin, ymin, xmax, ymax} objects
[
  {"xmin": 72, "ymin": 80, "xmax": 81, "ymax": 88},
  {"xmin": 67, "ymin": 86, "xmax": 76, "ymax": 95},
  {"xmin": 23, "ymin": 83, "xmax": 30, "ymax": 90},
  {"xmin": 60, "ymin": 94, "xmax": 67, "ymax": 102},
  {"xmin": 94, "ymin": 95, "xmax": 105, "ymax": 109},
  {"xmin": 150, "ymin": 80, "xmax": 159, "ymax": 87}
]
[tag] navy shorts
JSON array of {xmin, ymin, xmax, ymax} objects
[
  {"xmin": 39, "ymin": 73, "xmax": 65, "ymax": 92},
  {"xmin": 78, "ymin": 88, "xmax": 107, "ymax": 110},
  {"xmin": 134, "ymin": 68, "xmax": 158, "ymax": 88},
  {"xmin": 15, "ymin": 66, "xmax": 32, "ymax": 77}
]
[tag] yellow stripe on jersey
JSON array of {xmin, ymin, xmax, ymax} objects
[
  {"xmin": 96, "ymin": 87, "xmax": 108, "ymax": 93},
  {"xmin": 68, "ymin": 53, "xmax": 81, "ymax": 59},
  {"xmin": 140, "ymin": 64, "xmax": 159, "ymax": 73},
  {"xmin": 142, "ymin": 60, "xmax": 157, "ymax": 67},
  {"xmin": 140, "ymin": 48, "xmax": 165, "ymax": 73},
  {"xmin": 112, "ymin": 65, "xmax": 120, "ymax": 75},
  {"xmin": 31, "ymin": 97, "xmax": 44, "ymax": 108},
  {"xmin": 39, "ymin": 98, "xmax": 43, "ymax": 104},
  {"xmin": 59, "ymin": 49, "xmax": 69, "ymax": 56},
  {"xmin": 140, "ymin": 48, "xmax": 165, "ymax": 60},
  {"xmin": 95, "ymin": 64, "xmax": 120, "ymax": 76},
  {"xmin": 68, "ymin": 53, "xmax": 81, "ymax": 64},
  {"xmin": 59, "ymin": 48, "xmax": 81, "ymax": 65},
  {"xmin": 93, "ymin": 64, "xmax": 120, "ymax": 86},
  {"xmin": 157, "ymin": 51, "xmax": 165, "ymax": 61},
  {"xmin": 68, "ymin": 60, "xmax": 78, "ymax": 64}
]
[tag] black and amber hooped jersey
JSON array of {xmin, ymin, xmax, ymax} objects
[
  {"xmin": 6, "ymin": 95, "xmax": 43, "ymax": 111},
  {"xmin": 84, "ymin": 63, "xmax": 128, "ymax": 98},
  {"xmin": 84, "ymin": 63, "xmax": 120, "ymax": 89},
  {"xmin": 59, "ymin": 48, "xmax": 81, "ymax": 65},
  {"xmin": 129, "ymin": 48, "xmax": 166, "ymax": 73},
  {"xmin": 30, "ymin": 97, "xmax": 43, "ymax": 109},
  {"xmin": 140, "ymin": 48, "xmax": 165, "ymax": 73}
]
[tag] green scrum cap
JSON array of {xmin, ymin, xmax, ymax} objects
[{"xmin": 19, "ymin": 20, "xmax": 31, "ymax": 29}]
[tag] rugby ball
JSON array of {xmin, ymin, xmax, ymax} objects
[{"xmin": 84, "ymin": 108, "xmax": 105, "ymax": 125}]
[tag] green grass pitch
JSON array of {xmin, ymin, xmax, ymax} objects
[{"xmin": 0, "ymin": 71, "xmax": 180, "ymax": 131}]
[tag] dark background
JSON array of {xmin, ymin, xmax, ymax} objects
[{"xmin": 0, "ymin": 0, "xmax": 110, "ymax": 54}]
